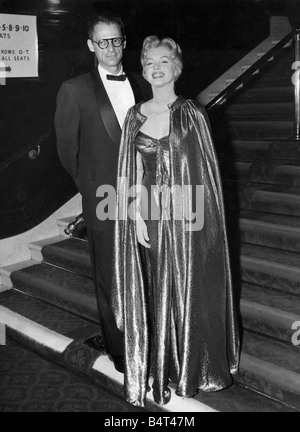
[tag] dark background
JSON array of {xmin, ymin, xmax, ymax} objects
[
  {"xmin": 0, "ymin": 0, "xmax": 284, "ymax": 95},
  {"xmin": 0, "ymin": 0, "xmax": 294, "ymax": 239}
]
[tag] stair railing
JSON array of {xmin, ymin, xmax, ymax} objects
[
  {"xmin": 0, "ymin": 131, "xmax": 52, "ymax": 172},
  {"xmin": 293, "ymin": 32, "xmax": 300, "ymax": 140},
  {"xmin": 206, "ymin": 27, "xmax": 300, "ymax": 141}
]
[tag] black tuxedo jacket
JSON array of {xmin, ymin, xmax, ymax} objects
[{"xmin": 55, "ymin": 68, "xmax": 151, "ymax": 230}]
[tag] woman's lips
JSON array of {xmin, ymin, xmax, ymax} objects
[{"xmin": 152, "ymin": 73, "xmax": 164, "ymax": 79}]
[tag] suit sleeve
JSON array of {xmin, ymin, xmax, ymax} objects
[{"xmin": 54, "ymin": 81, "xmax": 81, "ymax": 191}]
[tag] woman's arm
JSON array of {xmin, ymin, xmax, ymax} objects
[
  {"xmin": 135, "ymin": 151, "xmax": 151, "ymax": 249},
  {"xmin": 136, "ymin": 151, "xmax": 144, "ymax": 217}
]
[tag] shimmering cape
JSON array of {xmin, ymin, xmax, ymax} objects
[{"xmin": 112, "ymin": 96, "xmax": 240, "ymax": 407}]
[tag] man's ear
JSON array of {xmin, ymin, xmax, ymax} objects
[
  {"xmin": 87, "ymin": 39, "xmax": 95, "ymax": 53},
  {"xmin": 123, "ymin": 39, "xmax": 127, "ymax": 50}
]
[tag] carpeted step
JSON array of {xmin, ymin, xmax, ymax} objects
[
  {"xmin": 239, "ymin": 211, "xmax": 300, "ymax": 252},
  {"xmin": 40, "ymin": 238, "xmax": 92, "ymax": 278},
  {"xmin": 232, "ymin": 87, "xmax": 293, "ymax": 104},
  {"xmin": 0, "ymin": 289, "xmax": 101, "ymax": 344},
  {"xmin": 0, "ymin": 290, "xmax": 164, "ymax": 413},
  {"xmin": 248, "ymin": 186, "xmax": 300, "ymax": 216},
  {"xmin": 230, "ymin": 140, "xmax": 300, "ymax": 161},
  {"xmin": 252, "ymin": 74, "xmax": 293, "ymax": 88},
  {"xmin": 230, "ymin": 140, "xmax": 273, "ymax": 159},
  {"xmin": 237, "ymin": 331, "xmax": 300, "ymax": 409},
  {"xmin": 229, "ymin": 120, "xmax": 293, "ymax": 139},
  {"xmin": 220, "ymin": 161, "xmax": 253, "ymax": 182},
  {"xmin": 0, "ymin": 289, "xmax": 296, "ymax": 412},
  {"xmin": 226, "ymin": 103, "xmax": 294, "ymax": 120},
  {"xmin": 222, "ymin": 160, "xmax": 300, "ymax": 186},
  {"xmin": 9, "ymin": 263, "xmax": 98, "ymax": 323},
  {"xmin": 241, "ymin": 283, "xmax": 300, "ymax": 344},
  {"xmin": 0, "ymin": 337, "xmax": 144, "ymax": 413},
  {"xmin": 241, "ymin": 243, "xmax": 300, "ymax": 295},
  {"xmin": 275, "ymin": 164, "xmax": 300, "ymax": 186}
]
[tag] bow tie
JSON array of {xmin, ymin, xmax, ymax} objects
[{"xmin": 106, "ymin": 74, "xmax": 126, "ymax": 82}]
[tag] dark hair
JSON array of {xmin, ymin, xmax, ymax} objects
[{"xmin": 87, "ymin": 10, "xmax": 125, "ymax": 39}]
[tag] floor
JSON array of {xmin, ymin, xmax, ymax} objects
[{"xmin": 0, "ymin": 337, "xmax": 145, "ymax": 413}]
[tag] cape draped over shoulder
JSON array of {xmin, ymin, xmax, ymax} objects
[{"xmin": 111, "ymin": 96, "xmax": 240, "ymax": 407}]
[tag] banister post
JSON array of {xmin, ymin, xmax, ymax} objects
[{"xmin": 293, "ymin": 30, "xmax": 300, "ymax": 140}]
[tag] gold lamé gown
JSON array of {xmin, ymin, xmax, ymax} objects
[{"xmin": 112, "ymin": 97, "xmax": 240, "ymax": 407}]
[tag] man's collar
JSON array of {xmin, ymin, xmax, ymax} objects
[{"xmin": 98, "ymin": 64, "xmax": 124, "ymax": 80}]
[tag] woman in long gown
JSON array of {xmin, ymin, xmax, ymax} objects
[{"xmin": 112, "ymin": 36, "xmax": 240, "ymax": 407}]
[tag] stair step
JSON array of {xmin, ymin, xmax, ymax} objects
[
  {"xmin": 237, "ymin": 332, "xmax": 300, "ymax": 409},
  {"xmin": 220, "ymin": 161, "xmax": 253, "ymax": 182},
  {"xmin": 1, "ymin": 337, "xmax": 144, "ymax": 413},
  {"xmin": 241, "ymin": 283, "xmax": 300, "ymax": 344},
  {"xmin": 233, "ymin": 87, "xmax": 293, "ymax": 103},
  {"xmin": 227, "ymin": 103, "xmax": 294, "ymax": 120},
  {"xmin": 0, "ymin": 289, "xmax": 296, "ymax": 412},
  {"xmin": 223, "ymin": 160, "xmax": 300, "ymax": 186},
  {"xmin": 41, "ymin": 238, "xmax": 91, "ymax": 277},
  {"xmin": 250, "ymin": 186, "xmax": 300, "ymax": 217},
  {"xmin": 0, "ymin": 290, "xmax": 165, "ymax": 413},
  {"xmin": 229, "ymin": 120, "xmax": 293, "ymax": 139},
  {"xmin": 239, "ymin": 211, "xmax": 300, "ymax": 252},
  {"xmin": 276, "ymin": 165, "xmax": 300, "ymax": 185},
  {"xmin": 9, "ymin": 263, "xmax": 98, "ymax": 323},
  {"xmin": 229, "ymin": 140, "xmax": 300, "ymax": 161},
  {"xmin": 252, "ymin": 74, "xmax": 292, "ymax": 88},
  {"xmin": 0, "ymin": 260, "xmax": 37, "ymax": 288},
  {"xmin": 241, "ymin": 243, "xmax": 300, "ymax": 295},
  {"xmin": 0, "ymin": 289, "xmax": 100, "ymax": 346},
  {"xmin": 230, "ymin": 140, "xmax": 273, "ymax": 159},
  {"xmin": 29, "ymin": 236, "xmax": 66, "ymax": 261}
]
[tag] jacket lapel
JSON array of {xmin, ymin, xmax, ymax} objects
[
  {"xmin": 126, "ymin": 72, "xmax": 145, "ymax": 104},
  {"xmin": 90, "ymin": 68, "xmax": 121, "ymax": 147}
]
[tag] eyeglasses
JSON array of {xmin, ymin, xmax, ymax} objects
[{"xmin": 91, "ymin": 37, "xmax": 126, "ymax": 50}]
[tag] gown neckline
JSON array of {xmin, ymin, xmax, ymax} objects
[{"xmin": 137, "ymin": 130, "xmax": 169, "ymax": 142}]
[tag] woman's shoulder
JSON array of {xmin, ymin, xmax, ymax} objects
[
  {"xmin": 127, "ymin": 103, "xmax": 142, "ymax": 116},
  {"xmin": 172, "ymin": 96, "xmax": 206, "ymax": 115},
  {"xmin": 123, "ymin": 102, "xmax": 146, "ymax": 125},
  {"xmin": 185, "ymin": 98, "xmax": 206, "ymax": 114}
]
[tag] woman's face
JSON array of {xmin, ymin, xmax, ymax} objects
[{"xmin": 143, "ymin": 46, "xmax": 177, "ymax": 87}]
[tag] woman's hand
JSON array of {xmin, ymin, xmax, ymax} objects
[{"xmin": 136, "ymin": 215, "xmax": 151, "ymax": 249}]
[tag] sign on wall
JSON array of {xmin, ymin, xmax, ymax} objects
[{"xmin": 0, "ymin": 13, "xmax": 38, "ymax": 80}]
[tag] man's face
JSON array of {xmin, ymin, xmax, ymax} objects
[{"xmin": 87, "ymin": 22, "xmax": 126, "ymax": 74}]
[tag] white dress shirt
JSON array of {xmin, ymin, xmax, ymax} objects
[{"xmin": 98, "ymin": 64, "xmax": 135, "ymax": 128}]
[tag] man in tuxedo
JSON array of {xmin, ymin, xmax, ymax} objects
[{"xmin": 55, "ymin": 11, "xmax": 151, "ymax": 373}]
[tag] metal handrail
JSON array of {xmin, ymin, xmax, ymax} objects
[
  {"xmin": 0, "ymin": 131, "xmax": 52, "ymax": 172},
  {"xmin": 206, "ymin": 27, "xmax": 299, "ymax": 114}
]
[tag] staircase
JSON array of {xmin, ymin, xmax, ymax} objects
[
  {"xmin": 210, "ymin": 42, "xmax": 300, "ymax": 410},
  {"xmin": 1, "ymin": 47, "xmax": 300, "ymax": 413},
  {"xmin": 0, "ymin": 218, "xmax": 296, "ymax": 413}
]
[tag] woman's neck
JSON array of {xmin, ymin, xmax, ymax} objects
[{"xmin": 151, "ymin": 87, "xmax": 178, "ymax": 108}]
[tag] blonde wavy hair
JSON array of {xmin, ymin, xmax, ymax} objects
[{"xmin": 140, "ymin": 36, "xmax": 183, "ymax": 82}]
